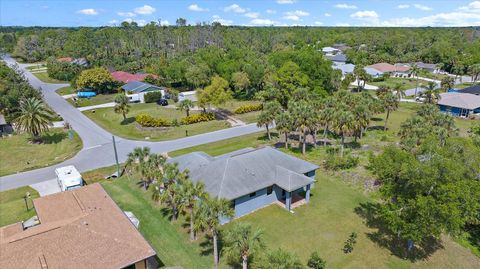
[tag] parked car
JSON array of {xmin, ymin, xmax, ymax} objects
[{"xmin": 157, "ymin": 98, "xmax": 168, "ymax": 106}]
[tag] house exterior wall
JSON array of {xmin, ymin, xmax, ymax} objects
[{"xmin": 439, "ymin": 105, "xmax": 473, "ymax": 117}]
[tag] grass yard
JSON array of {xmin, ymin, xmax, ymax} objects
[
  {"xmin": 371, "ymin": 77, "xmax": 421, "ymax": 90},
  {"xmin": 218, "ymin": 99, "xmax": 262, "ymax": 124},
  {"xmin": 0, "ymin": 128, "xmax": 82, "ymax": 176},
  {"xmin": 68, "ymin": 93, "xmax": 116, "ymax": 107},
  {"xmin": 83, "ymin": 103, "xmax": 230, "ymax": 141},
  {"xmin": 101, "ymin": 177, "xmax": 215, "ymax": 268},
  {"xmin": 0, "ymin": 186, "xmax": 40, "ymax": 226},
  {"xmin": 455, "ymin": 82, "xmax": 479, "ymax": 89},
  {"xmin": 32, "ymin": 71, "xmax": 68, "ymax": 84},
  {"xmin": 56, "ymin": 86, "xmax": 76, "ymax": 95}
]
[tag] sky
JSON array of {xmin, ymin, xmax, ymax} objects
[{"xmin": 1, "ymin": 0, "xmax": 480, "ymax": 27}]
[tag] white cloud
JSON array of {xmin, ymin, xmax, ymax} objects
[
  {"xmin": 266, "ymin": 9, "xmax": 276, "ymax": 14},
  {"xmin": 315, "ymin": 21, "xmax": 323, "ymax": 25},
  {"xmin": 335, "ymin": 3, "xmax": 357, "ymax": 9},
  {"xmin": 249, "ymin": 18, "xmax": 278, "ymax": 25},
  {"xmin": 108, "ymin": 19, "xmax": 118, "ymax": 25},
  {"xmin": 351, "ymin": 10, "xmax": 379, "ymax": 19},
  {"xmin": 459, "ymin": 1, "xmax": 480, "ymax": 10},
  {"xmin": 122, "ymin": 18, "xmax": 147, "ymax": 26},
  {"xmin": 283, "ymin": 10, "xmax": 309, "ymax": 21},
  {"xmin": 382, "ymin": 11, "xmax": 480, "ymax": 27},
  {"xmin": 397, "ymin": 4, "xmax": 410, "ymax": 9},
  {"xmin": 117, "ymin": 11, "xmax": 136, "ymax": 17},
  {"xmin": 414, "ymin": 4, "xmax": 432, "ymax": 11},
  {"xmin": 134, "ymin": 5, "xmax": 155, "ymax": 15},
  {"xmin": 324, "ymin": 13, "xmax": 331, "ymax": 17},
  {"xmin": 77, "ymin": 8, "xmax": 98, "ymax": 15},
  {"xmin": 245, "ymin": 12, "xmax": 260, "ymax": 18},
  {"xmin": 336, "ymin": 23, "xmax": 351, "ymax": 26},
  {"xmin": 277, "ymin": 0, "xmax": 296, "ymax": 4},
  {"xmin": 159, "ymin": 20, "xmax": 170, "ymax": 26},
  {"xmin": 188, "ymin": 4, "xmax": 209, "ymax": 12},
  {"xmin": 224, "ymin": 4, "xmax": 246, "ymax": 13},
  {"xmin": 212, "ymin": 15, "xmax": 233, "ymax": 25}
]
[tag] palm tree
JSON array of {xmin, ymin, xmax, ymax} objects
[
  {"xmin": 290, "ymin": 101, "xmax": 315, "ymax": 155},
  {"xmin": 114, "ymin": 94, "xmax": 130, "ymax": 121},
  {"xmin": 125, "ymin": 146, "xmax": 151, "ymax": 177},
  {"xmin": 15, "ymin": 97, "xmax": 54, "ymax": 141},
  {"xmin": 440, "ymin": 76, "xmax": 455, "ymax": 92},
  {"xmin": 469, "ymin": 63, "xmax": 480, "ymax": 83},
  {"xmin": 381, "ymin": 92, "xmax": 399, "ymax": 131},
  {"xmin": 376, "ymin": 85, "xmax": 390, "ymax": 99},
  {"xmin": 178, "ymin": 178, "xmax": 206, "ymax": 241},
  {"xmin": 332, "ymin": 110, "xmax": 355, "ymax": 157},
  {"xmin": 275, "ymin": 112, "xmax": 292, "ymax": 149},
  {"xmin": 256, "ymin": 101, "xmax": 280, "ymax": 140},
  {"xmin": 392, "ymin": 83, "xmax": 405, "ymax": 100},
  {"xmin": 223, "ymin": 222, "xmax": 264, "ymax": 269},
  {"xmin": 353, "ymin": 65, "xmax": 368, "ymax": 91},
  {"xmin": 409, "ymin": 64, "xmax": 420, "ymax": 97},
  {"xmin": 423, "ymin": 81, "xmax": 440, "ymax": 104},
  {"xmin": 196, "ymin": 195, "xmax": 234, "ymax": 268},
  {"xmin": 177, "ymin": 99, "xmax": 194, "ymax": 117},
  {"xmin": 152, "ymin": 163, "xmax": 186, "ymax": 221}
]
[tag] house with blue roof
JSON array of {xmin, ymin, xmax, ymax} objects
[{"xmin": 168, "ymin": 146, "xmax": 319, "ymax": 223}]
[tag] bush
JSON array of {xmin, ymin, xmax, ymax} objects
[
  {"xmin": 343, "ymin": 232, "xmax": 357, "ymax": 254},
  {"xmin": 180, "ymin": 112, "xmax": 215, "ymax": 125},
  {"xmin": 47, "ymin": 60, "xmax": 84, "ymax": 81},
  {"xmin": 135, "ymin": 113, "xmax": 171, "ymax": 127},
  {"xmin": 144, "ymin": 91, "xmax": 163, "ymax": 103},
  {"xmin": 234, "ymin": 103, "xmax": 263, "ymax": 114},
  {"xmin": 307, "ymin": 252, "xmax": 326, "ymax": 269},
  {"xmin": 324, "ymin": 152, "xmax": 359, "ymax": 170}
]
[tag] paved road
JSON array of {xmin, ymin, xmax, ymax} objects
[{"xmin": 0, "ymin": 55, "xmax": 264, "ymax": 191}]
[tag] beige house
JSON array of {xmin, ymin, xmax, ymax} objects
[{"xmin": 0, "ymin": 183, "xmax": 156, "ymax": 269}]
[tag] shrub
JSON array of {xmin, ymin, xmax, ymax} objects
[
  {"xmin": 144, "ymin": 91, "xmax": 163, "ymax": 103},
  {"xmin": 135, "ymin": 113, "xmax": 171, "ymax": 127},
  {"xmin": 307, "ymin": 252, "xmax": 326, "ymax": 269},
  {"xmin": 180, "ymin": 112, "xmax": 215, "ymax": 125},
  {"xmin": 324, "ymin": 152, "xmax": 359, "ymax": 170},
  {"xmin": 343, "ymin": 232, "xmax": 357, "ymax": 254},
  {"xmin": 234, "ymin": 103, "xmax": 263, "ymax": 114}
]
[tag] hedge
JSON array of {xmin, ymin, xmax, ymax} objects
[
  {"xmin": 144, "ymin": 91, "xmax": 163, "ymax": 103},
  {"xmin": 234, "ymin": 104, "xmax": 263, "ymax": 114},
  {"xmin": 180, "ymin": 112, "xmax": 215, "ymax": 125},
  {"xmin": 135, "ymin": 113, "xmax": 171, "ymax": 127}
]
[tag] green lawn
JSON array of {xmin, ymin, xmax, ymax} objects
[
  {"xmin": 0, "ymin": 186, "xmax": 40, "ymax": 226},
  {"xmin": 68, "ymin": 94, "xmax": 116, "ymax": 107},
  {"xmin": 0, "ymin": 129, "xmax": 82, "ymax": 176},
  {"xmin": 371, "ymin": 77, "xmax": 421, "ymax": 90},
  {"xmin": 218, "ymin": 100, "xmax": 262, "ymax": 124},
  {"xmin": 455, "ymin": 82, "xmax": 479, "ymax": 89},
  {"xmin": 101, "ymin": 177, "xmax": 214, "ymax": 268},
  {"xmin": 32, "ymin": 71, "xmax": 68, "ymax": 84},
  {"xmin": 83, "ymin": 103, "xmax": 230, "ymax": 141},
  {"xmin": 56, "ymin": 86, "xmax": 76, "ymax": 96}
]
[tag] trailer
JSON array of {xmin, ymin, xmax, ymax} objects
[
  {"xmin": 55, "ymin": 165, "xmax": 84, "ymax": 191},
  {"xmin": 178, "ymin": 90, "xmax": 197, "ymax": 102}
]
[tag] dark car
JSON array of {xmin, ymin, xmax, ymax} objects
[{"xmin": 157, "ymin": 98, "xmax": 168, "ymax": 106}]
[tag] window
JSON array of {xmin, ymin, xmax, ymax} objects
[
  {"xmin": 230, "ymin": 200, "xmax": 235, "ymax": 209},
  {"xmin": 267, "ymin": 186, "xmax": 273, "ymax": 195},
  {"xmin": 249, "ymin": 192, "xmax": 256, "ymax": 197},
  {"xmin": 282, "ymin": 190, "xmax": 286, "ymax": 197}
]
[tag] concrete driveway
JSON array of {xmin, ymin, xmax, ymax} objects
[{"xmin": 30, "ymin": 179, "xmax": 61, "ymax": 196}]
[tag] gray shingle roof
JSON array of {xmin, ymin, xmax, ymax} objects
[
  {"xmin": 168, "ymin": 147, "xmax": 318, "ymax": 200},
  {"xmin": 438, "ymin": 92, "xmax": 480, "ymax": 110},
  {"xmin": 327, "ymin": 54, "xmax": 347, "ymax": 63},
  {"xmin": 121, "ymin": 81, "xmax": 165, "ymax": 93},
  {"xmin": 460, "ymin": 85, "xmax": 480, "ymax": 95}
]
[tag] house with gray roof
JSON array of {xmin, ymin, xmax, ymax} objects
[
  {"xmin": 121, "ymin": 81, "xmax": 166, "ymax": 103},
  {"xmin": 326, "ymin": 54, "xmax": 347, "ymax": 64},
  {"xmin": 168, "ymin": 146, "xmax": 319, "ymax": 223},
  {"xmin": 438, "ymin": 92, "xmax": 480, "ymax": 117}
]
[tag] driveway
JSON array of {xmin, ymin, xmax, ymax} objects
[
  {"xmin": 30, "ymin": 179, "xmax": 61, "ymax": 196},
  {"xmin": 0, "ymin": 55, "xmax": 265, "ymax": 191}
]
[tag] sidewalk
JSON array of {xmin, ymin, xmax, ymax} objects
[{"xmin": 78, "ymin": 102, "xmax": 116, "ymax": 111}]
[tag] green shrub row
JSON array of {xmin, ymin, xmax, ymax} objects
[
  {"xmin": 234, "ymin": 103, "xmax": 263, "ymax": 114},
  {"xmin": 144, "ymin": 91, "xmax": 163, "ymax": 103},
  {"xmin": 135, "ymin": 113, "xmax": 172, "ymax": 127},
  {"xmin": 180, "ymin": 112, "xmax": 215, "ymax": 125},
  {"xmin": 324, "ymin": 152, "xmax": 359, "ymax": 170}
]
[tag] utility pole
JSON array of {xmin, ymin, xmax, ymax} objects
[{"xmin": 112, "ymin": 136, "xmax": 120, "ymax": 177}]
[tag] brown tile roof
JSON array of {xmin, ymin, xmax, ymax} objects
[
  {"xmin": 111, "ymin": 71, "xmax": 158, "ymax": 83},
  {"xmin": 0, "ymin": 184, "xmax": 156, "ymax": 269},
  {"xmin": 57, "ymin": 57, "xmax": 73, "ymax": 63},
  {"xmin": 367, "ymin": 62, "xmax": 410, "ymax": 73}
]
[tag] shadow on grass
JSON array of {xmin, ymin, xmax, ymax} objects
[
  {"xmin": 355, "ymin": 202, "xmax": 443, "ymax": 262},
  {"xmin": 465, "ymin": 224, "xmax": 480, "ymax": 252},
  {"xmin": 121, "ymin": 117, "xmax": 136, "ymax": 125},
  {"xmin": 38, "ymin": 131, "xmax": 67, "ymax": 144}
]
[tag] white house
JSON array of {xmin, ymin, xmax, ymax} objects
[{"xmin": 121, "ymin": 81, "xmax": 166, "ymax": 103}]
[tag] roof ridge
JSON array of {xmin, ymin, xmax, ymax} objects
[{"xmin": 217, "ymin": 158, "xmax": 230, "ymax": 197}]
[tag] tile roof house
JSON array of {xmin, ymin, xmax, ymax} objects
[
  {"xmin": 111, "ymin": 71, "xmax": 157, "ymax": 83},
  {"xmin": 367, "ymin": 62, "xmax": 410, "ymax": 74},
  {"xmin": 57, "ymin": 57, "xmax": 73, "ymax": 63},
  {"xmin": 121, "ymin": 81, "xmax": 166, "ymax": 103},
  {"xmin": 0, "ymin": 184, "xmax": 156, "ymax": 269},
  {"xmin": 168, "ymin": 146, "xmax": 319, "ymax": 223},
  {"xmin": 438, "ymin": 92, "xmax": 480, "ymax": 117}
]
